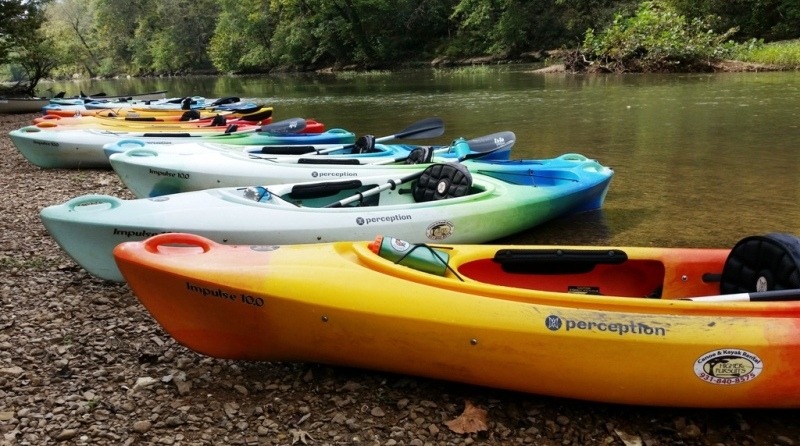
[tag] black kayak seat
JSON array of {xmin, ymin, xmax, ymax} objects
[
  {"xmin": 142, "ymin": 133, "xmax": 192, "ymax": 137},
  {"xmin": 493, "ymin": 248, "xmax": 629, "ymax": 274},
  {"xmin": 124, "ymin": 117, "xmax": 159, "ymax": 122},
  {"xmin": 720, "ymin": 233, "xmax": 800, "ymax": 294},
  {"xmin": 260, "ymin": 146, "xmax": 317, "ymax": 155},
  {"xmin": 289, "ymin": 179, "xmax": 363, "ymax": 199},
  {"xmin": 297, "ymin": 158, "xmax": 362, "ymax": 165},
  {"xmin": 412, "ymin": 163, "xmax": 472, "ymax": 202}
]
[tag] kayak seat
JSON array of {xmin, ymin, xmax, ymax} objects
[
  {"xmin": 412, "ymin": 163, "xmax": 472, "ymax": 202},
  {"xmin": 124, "ymin": 116, "xmax": 159, "ymax": 122},
  {"xmin": 180, "ymin": 110, "xmax": 202, "ymax": 121},
  {"xmin": 259, "ymin": 145, "xmax": 316, "ymax": 155},
  {"xmin": 297, "ymin": 158, "xmax": 362, "ymax": 165},
  {"xmin": 288, "ymin": 179, "xmax": 364, "ymax": 200},
  {"xmin": 720, "ymin": 233, "xmax": 800, "ymax": 294},
  {"xmin": 208, "ymin": 114, "xmax": 227, "ymax": 126},
  {"xmin": 352, "ymin": 135, "xmax": 376, "ymax": 153},
  {"xmin": 493, "ymin": 248, "xmax": 629, "ymax": 274},
  {"xmin": 142, "ymin": 132, "xmax": 192, "ymax": 137},
  {"xmin": 405, "ymin": 147, "xmax": 433, "ymax": 164}
]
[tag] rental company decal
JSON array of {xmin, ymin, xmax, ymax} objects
[
  {"xmin": 426, "ymin": 220, "xmax": 454, "ymax": 240},
  {"xmin": 694, "ymin": 349, "xmax": 763, "ymax": 385}
]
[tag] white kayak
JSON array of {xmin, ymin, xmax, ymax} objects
[
  {"xmin": 108, "ymin": 132, "xmax": 517, "ymax": 197},
  {"xmin": 8, "ymin": 125, "xmax": 356, "ymax": 169},
  {"xmin": 40, "ymin": 160, "xmax": 614, "ymax": 282}
]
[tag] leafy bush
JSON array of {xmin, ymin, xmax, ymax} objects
[
  {"xmin": 734, "ymin": 39, "xmax": 800, "ymax": 67},
  {"xmin": 572, "ymin": 1, "xmax": 738, "ymax": 72}
]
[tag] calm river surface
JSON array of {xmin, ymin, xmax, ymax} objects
[{"xmin": 46, "ymin": 67, "xmax": 800, "ymax": 249}]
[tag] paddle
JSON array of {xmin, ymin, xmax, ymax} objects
[
  {"xmin": 259, "ymin": 118, "xmax": 307, "ymax": 134},
  {"xmin": 312, "ymin": 117, "xmax": 445, "ymax": 155},
  {"xmin": 454, "ymin": 131, "xmax": 515, "ymax": 159},
  {"xmin": 684, "ymin": 289, "xmax": 800, "ymax": 302},
  {"xmin": 368, "ymin": 130, "xmax": 517, "ymax": 165},
  {"xmin": 322, "ymin": 169, "xmax": 427, "ymax": 208},
  {"xmin": 254, "ymin": 117, "xmax": 445, "ymax": 156},
  {"xmin": 317, "ymin": 132, "xmax": 508, "ymax": 208}
]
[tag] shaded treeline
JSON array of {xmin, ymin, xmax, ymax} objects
[{"xmin": 2, "ymin": 0, "xmax": 799, "ymax": 86}]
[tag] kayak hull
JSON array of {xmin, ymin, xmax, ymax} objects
[
  {"xmin": 41, "ymin": 160, "xmax": 613, "ymax": 281},
  {"xmin": 108, "ymin": 140, "xmax": 520, "ymax": 197},
  {"xmin": 9, "ymin": 126, "xmax": 356, "ymax": 169},
  {"xmin": 113, "ymin": 233, "xmax": 800, "ymax": 408}
]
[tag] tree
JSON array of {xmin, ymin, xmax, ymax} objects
[
  {"xmin": 0, "ymin": 0, "xmax": 55, "ymax": 95},
  {"xmin": 447, "ymin": 0, "xmax": 638, "ymax": 59},
  {"xmin": 44, "ymin": 0, "xmax": 101, "ymax": 77},
  {"xmin": 93, "ymin": 0, "xmax": 151, "ymax": 75},
  {"xmin": 574, "ymin": 0, "xmax": 738, "ymax": 72},
  {"xmin": 666, "ymin": 0, "xmax": 800, "ymax": 42},
  {"xmin": 209, "ymin": 0, "xmax": 274, "ymax": 73}
]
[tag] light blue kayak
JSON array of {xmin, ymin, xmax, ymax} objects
[{"xmin": 40, "ymin": 155, "xmax": 614, "ymax": 282}]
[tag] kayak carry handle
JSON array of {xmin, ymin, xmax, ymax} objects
[
  {"xmin": 143, "ymin": 233, "xmax": 213, "ymax": 255},
  {"xmin": 65, "ymin": 194, "xmax": 123, "ymax": 211},
  {"xmin": 113, "ymin": 139, "xmax": 148, "ymax": 151},
  {"xmin": 557, "ymin": 153, "xmax": 590, "ymax": 162},
  {"xmin": 123, "ymin": 147, "xmax": 159, "ymax": 158}
]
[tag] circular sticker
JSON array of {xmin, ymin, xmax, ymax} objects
[
  {"xmin": 694, "ymin": 349, "xmax": 763, "ymax": 385},
  {"xmin": 426, "ymin": 220, "xmax": 454, "ymax": 240}
]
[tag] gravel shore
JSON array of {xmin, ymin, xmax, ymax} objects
[{"xmin": 1, "ymin": 112, "xmax": 799, "ymax": 446}]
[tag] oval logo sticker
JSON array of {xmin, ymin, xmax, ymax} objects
[{"xmin": 694, "ymin": 349, "xmax": 763, "ymax": 385}]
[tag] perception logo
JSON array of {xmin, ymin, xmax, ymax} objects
[
  {"xmin": 355, "ymin": 214, "xmax": 412, "ymax": 226},
  {"xmin": 544, "ymin": 314, "xmax": 666, "ymax": 337},
  {"xmin": 312, "ymin": 171, "xmax": 319, "ymax": 178},
  {"xmin": 545, "ymin": 315, "xmax": 562, "ymax": 331}
]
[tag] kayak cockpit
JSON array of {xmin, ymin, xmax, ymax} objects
[{"xmin": 457, "ymin": 249, "xmax": 670, "ymax": 298}]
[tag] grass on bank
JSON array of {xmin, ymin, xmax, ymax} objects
[{"xmin": 734, "ymin": 39, "xmax": 800, "ymax": 67}]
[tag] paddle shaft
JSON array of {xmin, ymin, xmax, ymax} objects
[
  {"xmin": 324, "ymin": 171, "xmax": 424, "ymax": 208},
  {"xmin": 686, "ymin": 288, "xmax": 800, "ymax": 302},
  {"xmin": 313, "ymin": 117, "xmax": 445, "ymax": 155}
]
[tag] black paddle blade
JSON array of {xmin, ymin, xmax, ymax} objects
[
  {"xmin": 261, "ymin": 117, "xmax": 307, "ymax": 134},
  {"xmin": 465, "ymin": 131, "xmax": 516, "ymax": 153},
  {"xmin": 393, "ymin": 117, "xmax": 445, "ymax": 140},
  {"xmin": 237, "ymin": 108, "xmax": 273, "ymax": 122}
]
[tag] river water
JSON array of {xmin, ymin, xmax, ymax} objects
[{"xmin": 44, "ymin": 67, "xmax": 800, "ymax": 249}]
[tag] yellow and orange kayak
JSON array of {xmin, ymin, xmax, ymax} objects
[
  {"xmin": 31, "ymin": 106, "xmax": 275, "ymax": 129},
  {"xmin": 114, "ymin": 232, "xmax": 800, "ymax": 408}
]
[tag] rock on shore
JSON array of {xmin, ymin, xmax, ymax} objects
[{"xmin": 0, "ymin": 112, "xmax": 798, "ymax": 445}]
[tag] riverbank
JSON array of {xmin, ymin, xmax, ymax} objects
[{"xmin": 2, "ymin": 112, "xmax": 800, "ymax": 445}]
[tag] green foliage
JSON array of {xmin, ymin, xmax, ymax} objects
[
  {"xmin": 0, "ymin": 0, "xmax": 48, "ymax": 65},
  {"xmin": 665, "ymin": 0, "xmax": 800, "ymax": 42},
  {"xmin": 334, "ymin": 69, "xmax": 391, "ymax": 80},
  {"xmin": 4, "ymin": 0, "xmax": 800, "ymax": 79},
  {"xmin": 0, "ymin": 0, "xmax": 56, "ymax": 94},
  {"xmin": 209, "ymin": 0, "xmax": 274, "ymax": 73},
  {"xmin": 447, "ymin": 0, "xmax": 638, "ymax": 58},
  {"xmin": 44, "ymin": 0, "xmax": 101, "ymax": 78},
  {"xmin": 734, "ymin": 39, "xmax": 800, "ymax": 66},
  {"xmin": 577, "ymin": 1, "xmax": 738, "ymax": 72}
]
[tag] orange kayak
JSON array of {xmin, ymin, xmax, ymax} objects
[{"xmin": 114, "ymin": 232, "xmax": 800, "ymax": 408}]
